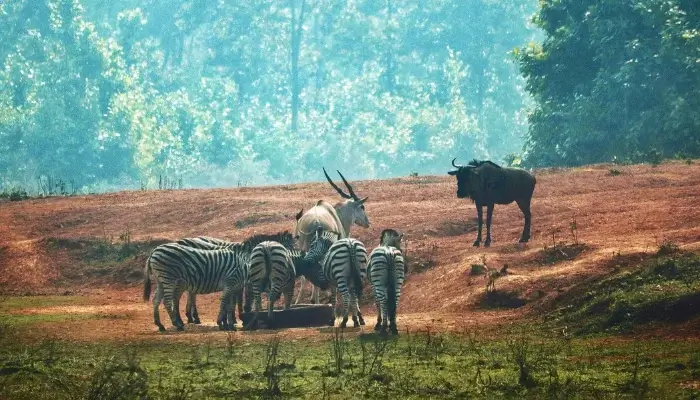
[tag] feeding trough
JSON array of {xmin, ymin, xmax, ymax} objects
[{"xmin": 239, "ymin": 304, "xmax": 334, "ymax": 329}]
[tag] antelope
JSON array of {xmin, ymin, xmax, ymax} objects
[{"xmin": 294, "ymin": 168, "xmax": 371, "ymax": 305}]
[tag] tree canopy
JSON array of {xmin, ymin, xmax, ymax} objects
[{"xmin": 0, "ymin": 0, "xmax": 537, "ymax": 189}]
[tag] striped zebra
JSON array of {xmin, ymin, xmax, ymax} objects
[
  {"xmin": 317, "ymin": 236, "xmax": 368, "ymax": 328},
  {"xmin": 143, "ymin": 243, "xmax": 248, "ymax": 331},
  {"xmin": 174, "ymin": 233, "xmax": 294, "ymax": 326},
  {"xmin": 368, "ymin": 229, "xmax": 406, "ymax": 335},
  {"xmin": 143, "ymin": 231, "xmax": 294, "ymax": 331},
  {"xmin": 245, "ymin": 229, "xmax": 332, "ymax": 330}
]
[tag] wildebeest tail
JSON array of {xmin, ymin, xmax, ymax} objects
[
  {"xmin": 143, "ymin": 257, "xmax": 152, "ymax": 302},
  {"xmin": 349, "ymin": 242, "xmax": 363, "ymax": 299},
  {"xmin": 387, "ymin": 252, "xmax": 397, "ymax": 322}
]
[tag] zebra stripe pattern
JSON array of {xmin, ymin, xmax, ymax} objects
[
  {"xmin": 245, "ymin": 241, "xmax": 296, "ymax": 329},
  {"xmin": 368, "ymin": 246, "xmax": 405, "ymax": 334},
  {"xmin": 321, "ymin": 238, "xmax": 368, "ymax": 328},
  {"xmin": 143, "ymin": 243, "xmax": 249, "ymax": 331},
  {"xmin": 244, "ymin": 231, "xmax": 333, "ymax": 329},
  {"xmin": 169, "ymin": 232, "xmax": 295, "ymax": 328}
]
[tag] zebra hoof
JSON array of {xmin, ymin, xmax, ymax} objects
[
  {"xmin": 473, "ymin": 240, "xmax": 481, "ymax": 247},
  {"xmin": 484, "ymin": 240, "xmax": 491, "ymax": 248},
  {"xmin": 358, "ymin": 315, "xmax": 366, "ymax": 325},
  {"xmin": 176, "ymin": 326, "xmax": 184, "ymax": 331},
  {"xmin": 390, "ymin": 327, "xmax": 399, "ymax": 335},
  {"xmin": 157, "ymin": 325, "xmax": 166, "ymax": 332},
  {"xmin": 194, "ymin": 319, "xmax": 201, "ymax": 324},
  {"xmin": 374, "ymin": 323, "xmax": 382, "ymax": 332}
]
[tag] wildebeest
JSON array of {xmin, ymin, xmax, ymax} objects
[
  {"xmin": 293, "ymin": 168, "xmax": 371, "ymax": 304},
  {"xmin": 448, "ymin": 159, "xmax": 536, "ymax": 247}
]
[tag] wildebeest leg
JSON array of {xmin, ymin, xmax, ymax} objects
[
  {"xmin": 484, "ymin": 204, "xmax": 494, "ymax": 247},
  {"xmin": 474, "ymin": 204, "xmax": 484, "ymax": 247},
  {"xmin": 516, "ymin": 198, "xmax": 532, "ymax": 243}
]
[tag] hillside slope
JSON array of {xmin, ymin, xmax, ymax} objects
[{"xmin": 2, "ymin": 161, "xmax": 700, "ymax": 327}]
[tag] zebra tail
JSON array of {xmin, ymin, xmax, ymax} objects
[
  {"xmin": 143, "ymin": 257, "xmax": 152, "ymax": 302},
  {"xmin": 262, "ymin": 247, "xmax": 273, "ymax": 293},
  {"xmin": 350, "ymin": 244, "xmax": 363, "ymax": 299},
  {"xmin": 387, "ymin": 253, "xmax": 397, "ymax": 322}
]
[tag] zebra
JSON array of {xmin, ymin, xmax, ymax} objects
[
  {"xmin": 173, "ymin": 233, "xmax": 295, "ymax": 326},
  {"xmin": 368, "ymin": 229, "xmax": 406, "ymax": 335},
  {"xmin": 143, "ymin": 243, "xmax": 249, "ymax": 331},
  {"xmin": 313, "ymin": 235, "xmax": 368, "ymax": 328},
  {"xmin": 245, "ymin": 229, "xmax": 332, "ymax": 330},
  {"xmin": 294, "ymin": 168, "xmax": 371, "ymax": 305},
  {"xmin": 143, "ymin": 231, "xmax": 294, "ymax": 331}
]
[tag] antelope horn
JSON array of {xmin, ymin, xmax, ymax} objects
[
  {"xmin": 336, "ymin": 170, "xmax": 360, "ymax": 200},
  {"xmin": 323, "ymin": 167, "xmax": 352, "ymax": 199}
]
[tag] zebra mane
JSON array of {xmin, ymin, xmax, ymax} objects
[{"xmin": 241, "ymin": 231, "xmax": 296, "ymax": 251}]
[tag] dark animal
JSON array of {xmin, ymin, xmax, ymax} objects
[{"xmin": 448, "ymin": 159, "xmax": 536, "ymax": 247}]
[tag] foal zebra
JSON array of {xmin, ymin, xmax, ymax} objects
[
  {"xmin": 245, "ymin": 230, "xmax": 332, "ymax": 329},
  {"xmin": 143, "ymin": 243, "xmax": 248, "ymax": 331},
  {"xmin": 316, "ymin": 236, "xmax": 369, "ymax": 328},
  {"xmin": 174, "ymin": 233, "xmax": 295, "ymax": 326},
  {"xmin": 368, "ymin": 229, "xmax": 406, "ymax": 335}
]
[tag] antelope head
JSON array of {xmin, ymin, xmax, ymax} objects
[{"xmin": 323, "ymin": 167, "xmax": 370, "ymax": 228}]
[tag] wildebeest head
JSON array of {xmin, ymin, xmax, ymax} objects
[
  {"xmin": 447, "ymin": 158, "xmax": 481, "ymax": 199},
  {"xmin": 323, "ymin": 167, "xmax": 370, "ymax": 228}
]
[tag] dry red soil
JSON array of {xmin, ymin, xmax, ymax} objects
[{"xmin": 1, "ymin": 161, "xmax": 700, "ymax": 343}]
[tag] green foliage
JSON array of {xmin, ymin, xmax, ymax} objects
[
  {"xmin": 1, "ymin": 328, "xmax": 700, "ymax": 399},
  {"xmin": 1, "ymin": 0, "xmax": 538, "ymax": 188},
  {"xmin": 519, "ymin": 0, "xmax": 700, "ymax": 167},
  {"xmin": 552, "ymin": 253, "xmax": 700, "ymax": 334}
]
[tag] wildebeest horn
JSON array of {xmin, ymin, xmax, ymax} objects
[
  {"xmin": 323, "ymin": 167, "xmax": 352, "ymax": 199},
  {"xmin": 295, "ymin": 207, "xmax": 304, "ymax": 221},
  {"xmin": 451, "ymin": 158, "xmax": 462, "ymax": 168},
  {"xmin": 336, "ymin": 170, "xmax": 360, "ymax": 200}
]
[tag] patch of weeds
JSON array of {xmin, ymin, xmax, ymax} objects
[
  {"xmin": 553, "ymin": 253, "xmax": 700, "ymax": 333},
  {"xmin": 0, "ymin": 186, "xmax": 30, "ymax": 201},
  {"xmin": 409, "ymin": 171, "xmax": 418, "ymax": 178},
  {"xmin": 262, "ymin": 336, "xmax": 283, "ymax": 396},
  {"xmin": 157, "ymin": 175, "xmax": 183, "ymax": 190},
  {"xmin": 36, "ymin": 176, "xmax": 78, "ymax": 197},
  {"xmin": 609, "ymin": 168, "xmax": 622, "ymax": 176},
  {"xmin": 537, "ymin": 243, "xmax": 588, "ymax": 265},
  {"xmin": 478, "ymin": 290, "xmax": 527, "ymax": 309},
  {"xmin": 657, "ymin": 239, "xmax": 680, "ymax": 256},
  {"xmin": 406, "ymin": 244, "xmax": 438, "ymax": 273},
  {"xmin": 85, "ymin": 349, "xmax": 148, "ymax": 400}
]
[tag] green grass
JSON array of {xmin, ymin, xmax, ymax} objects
[
  {"xmin": 0, "ymin": 295, "xmax": 91, "ymax": 312},
  {"xmin": 549, "ymin": 252, "xmax": 700, "ymax": 334},
  {"xmin": 0, "ymin": 325, "xmax": 699, "ymax": 399}
]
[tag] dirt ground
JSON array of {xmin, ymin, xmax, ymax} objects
[{"xmin": 1, "ymin": 161, "xmax": 700, "ymax": 343}]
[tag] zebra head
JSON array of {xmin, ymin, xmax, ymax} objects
[
  {"xmin": 380, "ymin": 228, "xmax": 404, "ymax": 250},
  {"xmin": 323, "ymin": 168, "xmax": 370, "ymax": 229},
  {"xmin": 303, "ymin": 226, "xmax": 338, "ymax": 265}
]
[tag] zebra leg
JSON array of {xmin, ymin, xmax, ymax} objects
[
  {"xmin": 267, "ymin": 292, "xmax": 276, "ymax": 329},
  {"xmin": 350, "ymin": 292, "xmax": 360, "ymax": 327},
  {"xmin": 217, "ymin": 289, "xmax": 236, "ymax": 331},
  {"xmin": 173, "ymin": 288, "xmax": 185, "ymax": 328},
  {"xmin": 152, "ymin": 282, "xmax": 166, "ymax": 332},
  {"xmin": 186, "ymin": 292, "xmax": 200, "ymax": 324},
  {"xmin": 339, "ymin": 290, "xmax": 351, "ymax": 329},
  {"xmin": 294, "ymin": 276, "xmax": 306, "ymax": 305},
  {"xmin": 236, "ymin": 289, "xmax": 244, "ymax": 316},
  {"xmin": 311, "ymin": 285, "xmax": 319, "ymax": 304},
  {"xmin": 164, "ymin": 288, "xmax": 184, "ymax": 331},
  {"xmin": 357, "ymin": 304, "xmax": 365, "ymax": 326},
  {"xmin": 243, "ymin": 283, "xmax": 253, "ymax": 314},
  {"xmin": 328, "ymin": 286, "xmax": 338, "ymax": 326},
  {"xmin": 374, "ymin": 298, "xmax": 383, "ymax": 332},
  {"xmin": 244, "ymin": 289, "xmax": 263, "ymax": 331},
  {"xmin": 390, "ymin": 287, "xmax": 402, "ymax": 335},
  {"xmin": 283, "ymin": 284, "xmax": 294, "ymax": 310}
]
